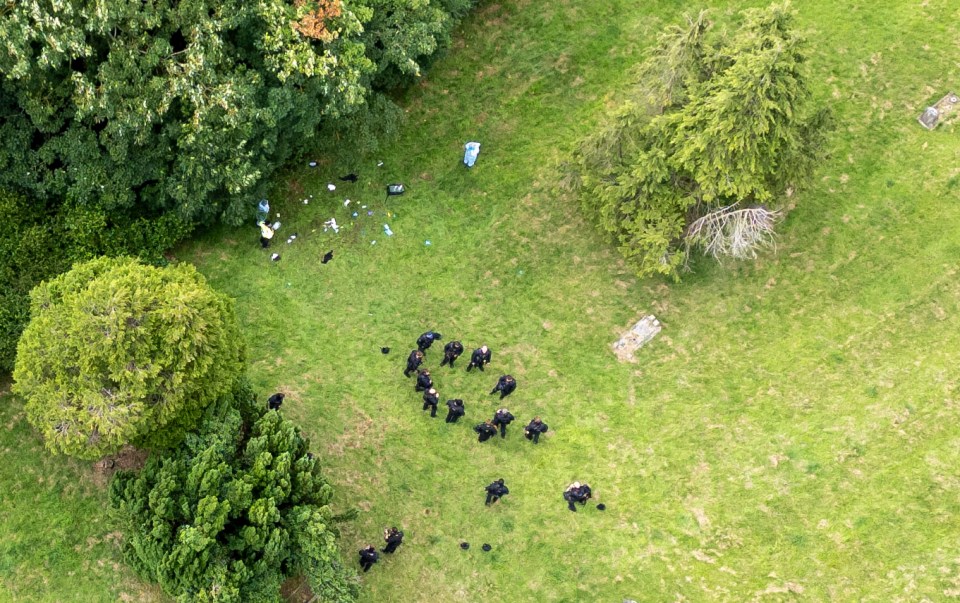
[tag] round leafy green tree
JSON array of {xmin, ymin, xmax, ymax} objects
[
  {"xmin": 110, "ymin": 394, "xmax": 357, "ymax": 602},
  {"xmin": 13, "ymin": 257, "xmax": 244, "ymax": 459}
]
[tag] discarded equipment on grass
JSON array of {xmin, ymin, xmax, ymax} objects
[{"xmin": 464, "ymin": 142, "xmax": 481, "ymax": 167}]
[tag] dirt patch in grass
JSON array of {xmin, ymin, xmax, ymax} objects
[
  {"xmin": 92, "ymin": 446, "xmax": 149, "ymax": 487},
  {"xmin": 280, "ymin": 575, "xmax": 315, "ymax": 603},
  {"xmin": 325, "ymin": 409, "xmax": 384, "ymax": 459}
]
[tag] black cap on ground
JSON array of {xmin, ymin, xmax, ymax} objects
[
  {"xmin": 381, "ymin": 347, "xmax": 390, "ymax": 354},
  {"xmin": 460, "ymin": 542, "xmax": 470, "ymax": 550},
  {"xmin": 482, "ymin": 544, "xmax": 492, "ymax": 552},
  {"xmin": 597, "ymin": 503, "xmax": 606, "ymax": 511}
]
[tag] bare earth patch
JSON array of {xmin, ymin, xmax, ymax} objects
[{"xmin": 92, "ymin": 446, "xmax": 149, "ymax": 487}]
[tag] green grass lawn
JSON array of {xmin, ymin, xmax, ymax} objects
[{"xmin": 3, "ymin": 0, "xmax": 960, "ymax": 601}]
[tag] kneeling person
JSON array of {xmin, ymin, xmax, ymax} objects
[
  {"xmin": 484, "ymin": 478, "xmax": 509, "ymax": 505},
  {"xmin": 359, "ymin": 545, "xmax": 379, "ymax": 572},
  {"xmin": 490, "ymin": 375, "xmax": 516, "ymax": 399},
  {"xmin": 417, "ymin": 330, "xmax": 442, "ymax": 352},
  {"xmin": 474, "ymin": 420, "xmax": 497, "ymax": 442},
  {"xmin": 415, "ymin": 369, "xmax": 433, "ymax": 392},
  {"xmin": 267, "ymin": 392, "xmax": 285, "ymax": 411},
  {"xmin": 445, "ymin": 399, "xmax": 465, "ymax": 423}
]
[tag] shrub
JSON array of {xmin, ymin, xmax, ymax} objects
[
  {"xmin": 13, "ymin": 257, "xmax": 244, "ymax": 459},
  {"xmin": 110, "ymin": 392, "xmax": 358, "ymax": 602}
]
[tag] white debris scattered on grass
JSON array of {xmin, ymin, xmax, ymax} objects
[
  {"xmin": 327, "ymin": 183, "xmax": 336, "ymax": 191},
  {"xmin": 323, "ymin": 218, "xmax": 339, "ymax": 233}
]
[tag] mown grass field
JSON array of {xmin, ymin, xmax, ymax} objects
[{"xmin": 3, "ymin": 0, "xmax": 960, "ymax": 601}]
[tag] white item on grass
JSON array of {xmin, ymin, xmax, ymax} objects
[{"xmin": 464, "ymin": 142, "xmax": 480, "ymax": 167}]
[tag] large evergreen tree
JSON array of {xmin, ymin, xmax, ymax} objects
[
  {"xmin": 110, "ymin": 394, "xmax": 357, "ymax": 602},
  {"xmin": 13, "ymin": 257, "xmax": 244, "ymax": 459},
  {"xmin": 568, "ymin": 3, "xmax": 830, "ymax": 278}
]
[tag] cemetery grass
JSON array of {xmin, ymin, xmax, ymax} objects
[
  {"xmin": 4, "ymin": 0, "xmax": 960, "ymax": 601},
  {"xmin": 0, "ymin": 380, "xmax": 167, "ymax": 602}
]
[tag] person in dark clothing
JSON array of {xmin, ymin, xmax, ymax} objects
[
  {"xmin": 474, "ymin": 420, "xmax": 497, "ymax": 442},
  {"xmin": 416, "ymin": 331, "xmax": 442, "ymax": 352},
  {"xmin": 383, "ymin": 527, "xmax": 404, "ymax": 554},
  {"xmin": 422, "ymin": 388, "xmax": 439, "ymax": 417},
  {"xmin": 466, "ymin": 345, "xmax": 491, "ymax": 372},
  {"xmin": 524, "ymin": 417, "xmax": 548, "ymax": 444},
  {"xmin": 445, "ymin": 399, "xmax": 465, "ymax": 423},
  {"xmin": 267, "ymin": 393, "xmax": 285, "ymax": 411},
  {"xmin": 404, "ymin": 349, "xmax": 424, "ymax": 377},
  {"xmin": 359, "ymin": 545, "xmax": 379, "ymax": 572},
  {"xmin": 563, "ymin": 482, "xmax": 592, "ymax": 512},
  {"xmin": 489, "ymin": 375, "xmax": 516, "ymax": 399},
  {"xmin": 484, "ymin": 478, "xmax": 509, "ymax": 505},
  {"xmin": 492, "ymin": 408, "xmax": 515, "ymax": 438},
  {"xmin": 440, "ymin": 341, "xmax": 464, "ymax": 367},
  {"xmin": 415, "ymin": 369, "xmax": 433, "ymax": 392}
]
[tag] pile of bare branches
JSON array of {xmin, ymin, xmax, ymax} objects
[{"xmin": 686, "ymin": 204, "xmax": 780, "ymax": 261}]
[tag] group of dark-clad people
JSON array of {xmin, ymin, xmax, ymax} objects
[
  {"xmin": 403, "ymin": 330, "xmax": 548, "ymax": 444},
  {"xmin": 353, "ymin": 329, "xmax": 596, "ymax": 573}
]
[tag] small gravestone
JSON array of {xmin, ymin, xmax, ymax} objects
[
  {"xmin": 918, "ymin": 91, "xmax": 959, "ymax": 129},
  {"xmin": 612, "ymin": 315, "xmax": 661, "ymax": 362},
  {"xmin": 918, "ymin": 106, "xmax": 939, "ymax": 129}
]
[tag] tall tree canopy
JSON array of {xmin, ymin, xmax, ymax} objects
[
  {"xmin": 13, "ymin": 257, "xmax": 244, "ymax": 459},
  {"xmin": 0, "ymin": 0, "xmax": 479, "ymax": 227},
  {"xmin": 568, "ymin": 3, "xmax": 830, "ymax": 278},
  {"xmin": 0, "ymin": 0, "xmax": 370, "ymax": 226},
  {"xmin": 110, "ymin": 395, "xmax": 357, "ymax": 602},
  {"xmin": 0, "ymin": 0, "xmax": 478, "ymax": 373}
]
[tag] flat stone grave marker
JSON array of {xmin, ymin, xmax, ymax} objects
[
  {"xmin": 918, "ymin": 91, "xmax": 959, "ymax": 129},
  {"xmin": 612, "ymin": 315, "xmax": 661, "ymax": 362}
]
